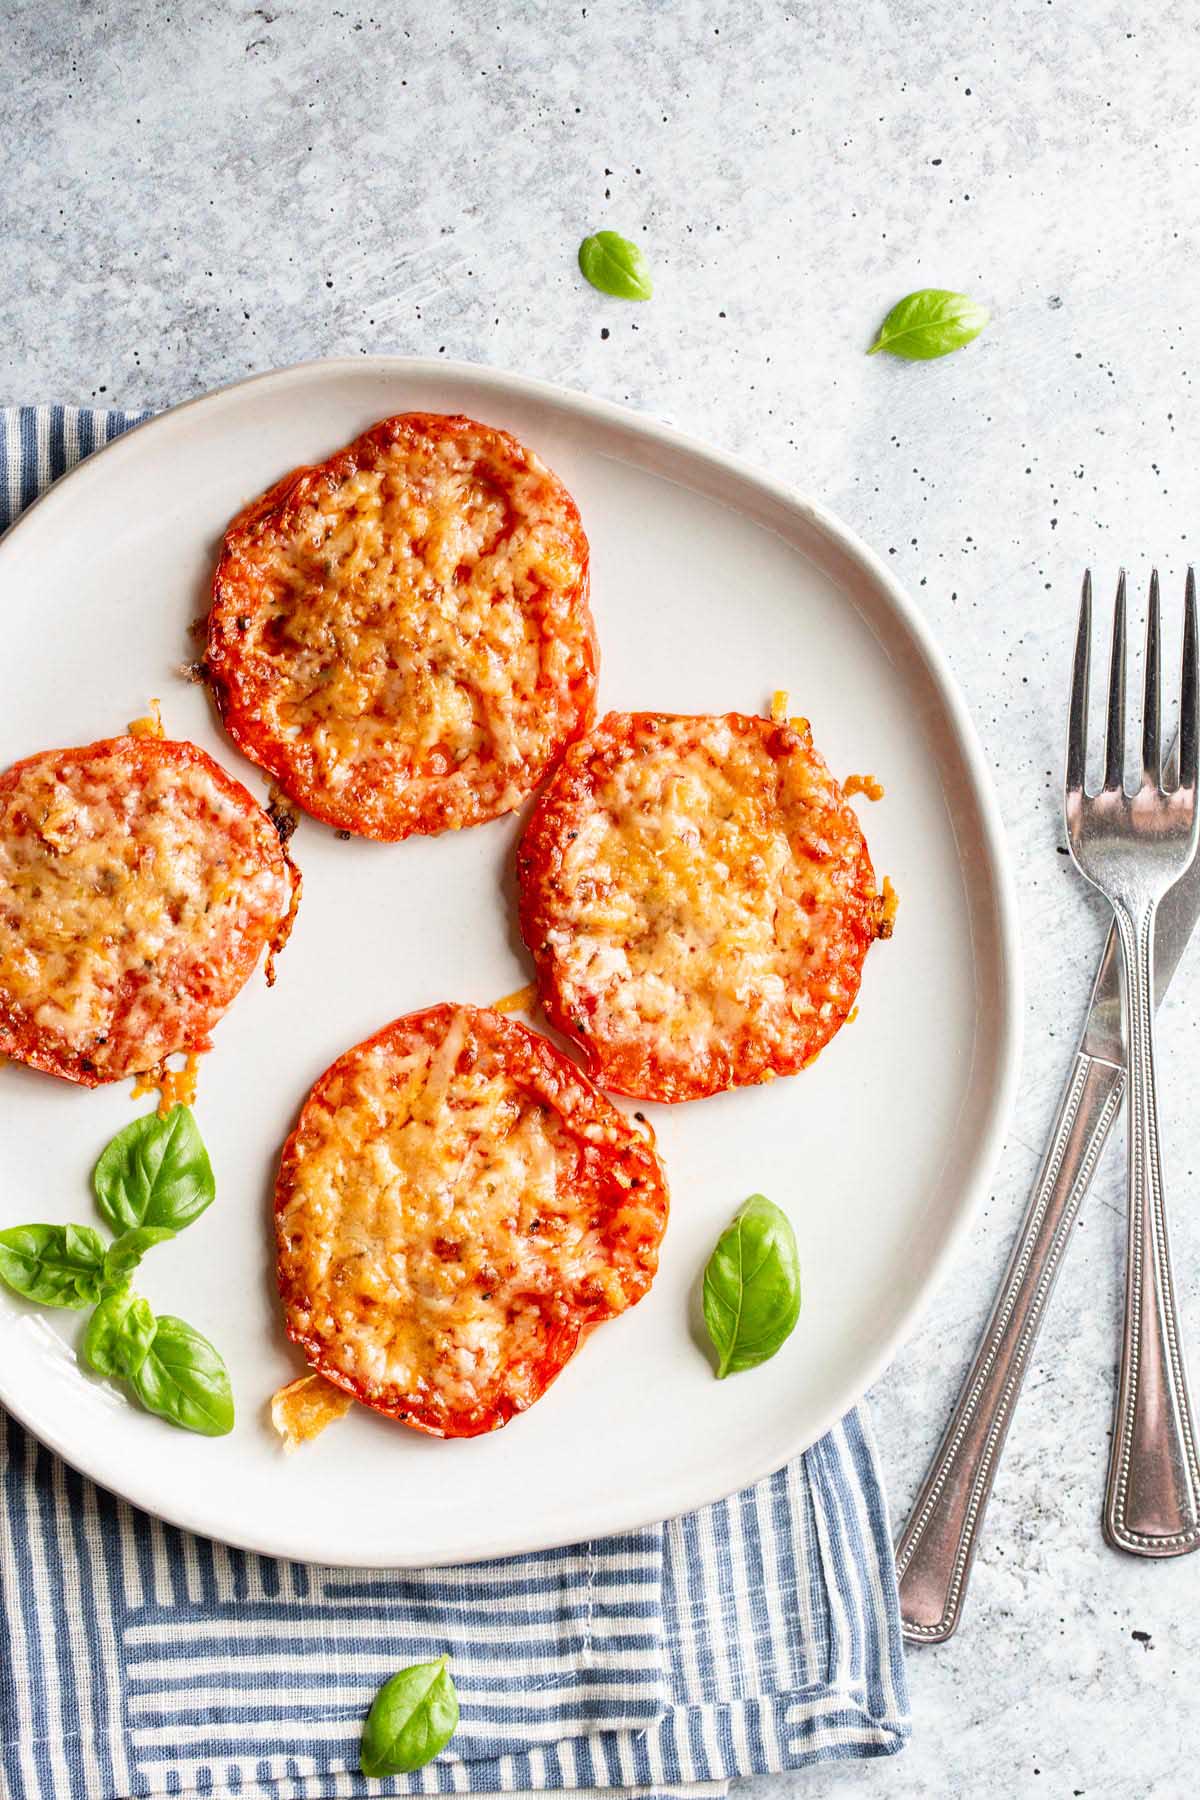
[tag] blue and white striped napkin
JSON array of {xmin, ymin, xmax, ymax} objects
[{"xmin": 0, "ymin": 406, "xmax": 910, "ymax": 1800}]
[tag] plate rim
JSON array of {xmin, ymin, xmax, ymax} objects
[{"xmin": 0, "ymin": 356, "xmax": 1023, "ymax": 1564}]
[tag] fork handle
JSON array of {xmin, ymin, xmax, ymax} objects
[
  {"xmin": 896, "ymin": 1052, "xmax": 1124, "ymax": 1642},
  {"xmin": 1106, "ymin": 899, "xmax": 1200, "ymax": 1554}
]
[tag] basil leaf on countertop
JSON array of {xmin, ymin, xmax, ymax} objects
[
  {"xmin": 361, "ymin": 1655, "xmax": 460, "ymax": 1778},
  {"xmin": 702, "ymin": 1194, "xmax": 801, "ymax": 1379},
  {"xmin": 128, "ymin": 1314, "xmax": 235, "ymax": 1437},
  {"xmin": 578, "ymin": 230, "xmax": 653, "ymax": 301},
  {"xmin": 867, "ymin": 288, "xmax": 989, "ymax": 360},
  {"xmin": 102, "ymin": 1225, "xmax": 177, "ymax": 1289},
  {"xmin": 0, "ymin": 1224, "xmax": 107, "ymax": 1309},
  {"xmin": 93, "ymin": 1106, "xmax": 215, "ymax": 1235},
  {"xmin": 81, "ymin": 1287, "xmax": 157, "ymax": 1380}
]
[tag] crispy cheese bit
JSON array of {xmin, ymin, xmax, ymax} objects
[
  {"xmin": 131, "ymin": 1052, "xmax": 201, "ymax": 1118},
  {"xmin": 770, "ymin": 689, "xmax": 789, "ymax": 723},
  {"xmin": 492, "ymin": 982, "xmax": 538, "ymax": 1015},
  {"xmin": 127, "ymin": 699, "xmax": 164, "ymax": 739},
  {"xmin": 160, "ymin": 1052, "xmax": 200, "ymax": 1114},
  {"xmin": 265, "ymin": 784, "xmax": 300, "ymax": 847},
  {"xmin": 270, "ymin": 1373, "xmax": 354, "ymax": 1451},
  {"xmin": 265, "ymin": 841, "xmax": 302, "ymax": 988},
  {"xmin": 843, "ymin": 772, "xmax": 886, "ymax": 802},
  {"xmin": 877, "ymin": 875, "xmax": 899, "ymax": 940},
  {"xmin": 130, "ymin": 1065, "xmax": 160, "ymax": 1104},
  {"xmin": 847, "ymin": 1006, "xmax": 859, "ymax": 1025}
]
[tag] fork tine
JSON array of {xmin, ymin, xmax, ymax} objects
[
  {"xmin": 1105, "ymin": 571, "xmax": 1127, "ymax": 789},
  {"xmin": 1067, "ymin": 570, "xmax": 1092, "ymax": 797},
  {"xmin": 1180, "ymin": 567, "xmax": 1198, "ymax": 792},
  {"xmin": 1143, "ymin": 570, "xmax": 1162, "ymax": 786}
]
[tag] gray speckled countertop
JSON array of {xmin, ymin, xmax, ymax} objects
[{"xmin": 5, "ymin": 1, "xmax": 1200, "ymax": 1794}]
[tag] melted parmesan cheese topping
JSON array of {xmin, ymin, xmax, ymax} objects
[
  {"xmin": 0, "ymin": 743, "xmax": 291, "ymax": 1077},
  {"xmin": 527, "ymin": 714, "xmax": 880, "ymax": 1096},
  {"xmin": 277, "ymin": 1007, "xmax": 660, "ymax": 1427},
  {"xmin": 213, "ymin": 419, "xmax": 593, "ymax": 837}
]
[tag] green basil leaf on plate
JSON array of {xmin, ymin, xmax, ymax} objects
[
  {"xmin": 128, "ymin": 1314, "xmax": 235, "ymax": 1436},
  {"xmin": 81, "ymin": 1287, "xmax": 157, "ymax": 1380},
  {"xmin": 0, "ymin": 1223, "xmax": 107, "ymax": 1309},
  {"xmin": 102, "ymin": 1225, "xmax": 177, "ymax": 1289},
  {"xmin": 867, "ymin": 288, "xmax": 989, "ymax": 360},
  {"xmin": 577, "ymin": 230, "xmax": 653, "ymax": 301},
  {"xmin": 702, "ymin": 1194, "xmax": 801, "ymax": 1378},
  {"xmin": 93, "ymin": 1106, "xmax": 215, "ymax": 1235},
  {"xmin": 361, "ymin": 1655, "xmax": 459, "ymax": 1778}
]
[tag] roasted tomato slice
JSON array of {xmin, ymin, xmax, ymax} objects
[
  {"xmin": 207, "ymin": 412, "xmax": 597, "ymax": 842},
  {"xmin": 0, "ymin": 735, "xmax": 298, "ymax": 1086},
  {"xmin": 517, "ymin": 710, "xmax": 890, "ymax": 1103},
  {"xmin": 275, "ymin": 1003, "xmax": 668, "ymax": 1438}
]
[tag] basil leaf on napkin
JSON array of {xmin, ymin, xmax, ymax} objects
[
  {"xmin": 867, "ymin": 288, "xmax": 989, "ymax": 360},
  {"xmin": 0, "ymin": 1224, "xmax": 107, "ymax": 1309},
  {"xmin": 578, "ymin": 230, "xmax": 653, "ymax": 300},
  {"xmin": 128, "ymin": 1314, "xmax": 235, "ymax": 1436},
  {"xmin": 81, "ymin": 1287, "xmax": 157, "ymax": 1380},
  {"xmin": 702, "ymin": 1194, "xmax": 801, "ymax": 1378},
  {"xmin": 361, "ymin": 1655, "xmax": 460, "ymax": 1777},
  {"xmin": 93, "ymin": 1106, "xmax": 215, "ymax": 1234}
]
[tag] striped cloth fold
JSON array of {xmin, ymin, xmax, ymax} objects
[{"xmin": 0, "ymin": 406, "xmax": 910, "ymax": 1800}]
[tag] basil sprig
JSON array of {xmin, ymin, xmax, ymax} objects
[
  {"xmin": 702, "ymin": 1194, "xmax": 801, "ymax": 1378},
  {"xmin": 81, "ymin": 1288, "xmax": 157, "ymax": 1380},
  {"xmin": 93, "ymin": 1105, "xmax": 215, "ymax": 1233},
  {"xmin": 577, "ymin": 230, "xmax": 653, "ymax": 301},
  {"xmin": 129, "ymin": 1315, "xmax": 234, "ymax": 1436},
  {"xmin": 0, "ymin": 1224, "xmax": 107, "ymax": 1309},
  {"xmin": 361, "ymin": 1656, "xmax": 459, "ymax": 1778},
  {"xmin": 867, "ymin": 288, "xmax": 989, "ymax": 360},
  {"xmin": 80, "ymin": 1289, "xmax": 233, "ymax": 1435},
  {"xmin": 103, "ymin": 1225, "xmax": 177, "ymax": 1286},
  {"xmin": 0, "ymin": 1106, "xmax": 233, "ymax": 1437}
]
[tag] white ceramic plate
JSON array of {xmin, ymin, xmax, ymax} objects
[{"xmin": 0, "ymin": 358, "xmax": 1021, "ymax": 1566}]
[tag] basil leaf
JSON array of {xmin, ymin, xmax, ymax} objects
[
  {"xmin": 0, "ymin": 1224, "xmax": 107, "ymax": 1309},
  {"xmin": 128, "ymin": 1315, "xmax": 235, "ymax": 1436},
  {"xmin": 81, "ymin": 1288, "xmax": 157, "ymax": 1380},
  {"xmin": 867, "ymin": 288, "xmax": 989, "ymax": 360},
  {"xmin": 577, "ymin": 230, "xmax": 653, "ymax": 301},
  {"xmin": 103, "ymin": 1226, "xmax": 176, "ymax": 1289},
  {"xmin": 702, "ymin": 1194, "xmax": 801, "ymax": 1378},
  {"xmin": 93, "ymin": 1107, "xmax": 215, "ymax": 1235},
  {"xmin": 361, "ymin": 1655, "xmax": 459, "ymax": 1778}
]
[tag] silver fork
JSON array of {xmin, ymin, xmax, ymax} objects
[{"xmin": 1066, "ymin": 568, "xmax": 1200, "ymax": 1554}]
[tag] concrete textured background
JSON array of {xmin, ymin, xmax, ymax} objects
[{"xmin": 5, "ymin": 1, "xmax": 1200, "ymax": 1794}]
